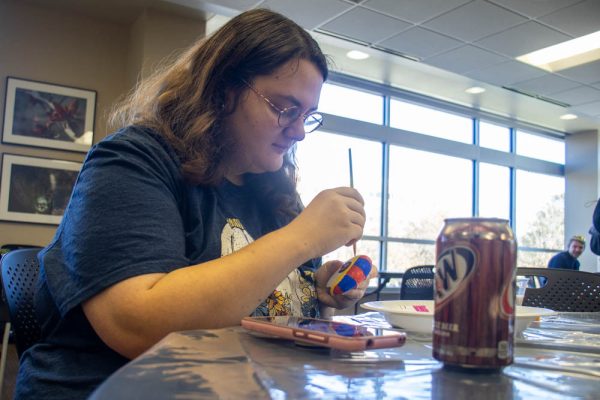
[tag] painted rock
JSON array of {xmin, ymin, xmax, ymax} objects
[{"xmin": 327, "ymin": 255, "xmax": 373, "ymax": 296}]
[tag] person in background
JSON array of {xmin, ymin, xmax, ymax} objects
[
  {"xmin": 15, "ymin": 9, "xmax": 377, "ymax": 400},
  {"xmin": 547, "ymin": 235, "xmax": 586, "ymax": 270}
]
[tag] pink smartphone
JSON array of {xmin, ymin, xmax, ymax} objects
[{"xmin": 241, "ymin": 316, "xmax": 406, "ymax": 351}]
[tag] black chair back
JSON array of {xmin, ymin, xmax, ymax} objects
[
  {"xmin": 1, "ymin": 248, "xmax": 43, "ymax": 358},
  {"xmin": 519, "ymin": 267, "xmax": 600, "ymax": 312},
  {"xmin": 400, "ymin": 265, "xmax": 435, "ymax": 300}
]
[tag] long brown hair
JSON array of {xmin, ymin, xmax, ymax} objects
[{"xmin": 110, "ymin": 9, "xmax": 329, "ymax": 221}]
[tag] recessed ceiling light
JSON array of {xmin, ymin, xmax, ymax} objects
[
  {"xmin": 516, "ymin": 30, "xmax": 600, "ymax": 72},
  {"xmin": 346, "ymin": 50, "xmax": 370, "ymax": 60},
  {"xmin": 560, "ymin": 113, "xmax": 578, "ymax": 120},
  {"xmin": 465, "ymin": 86, "xmax": 485, "ymax": 94}
]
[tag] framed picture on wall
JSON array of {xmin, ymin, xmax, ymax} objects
[
  {"xmin": 0, "ymin": 154, "xmax": 82, "ymax": 225},
  {"xmin": 2, "ymin": 77, "xmax": 96, "ymax": 152}
]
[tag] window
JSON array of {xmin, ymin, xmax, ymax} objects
[
  {"xmin": 387, "ymin": 242, "xmax": 435, "ymax": 274},
  {"xmin": 387, "ymin": 147, "xmax": 472, "ymax": 271},
  {"xmin": 388, "ymin": 147, "xmax": 472, "ymax": 239},
  {"xmin": 516, "ymin": 170, "xmax": 564, "ymax": 267},
  {"xmin": 390, "ymin": 99, "xmax": 473, "ymax": 143},
  {"xmin": 517, "ymin": 130, "xmax": 565, "ymax": 164},
  {"xmin": 297, "ymin": 73, "xmax": 565, "ymax": 274},
  {"xmin": 296, "ymin": 131, "xmax": 382, "ymax": 263},
  {"xmin": 479, "ymin": 163, "xmax": 510, "ymax": 220},
  {"xmin": 318, "ymin": 83, "xmax": 383, "ymax": 125},
  {"xmin": 480, "ymin": 121, "xmax": 510, "ymax": 151}
]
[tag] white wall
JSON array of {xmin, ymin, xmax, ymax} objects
[
  {"xmin": 0, "ymin": 1, "xmax": 204, "ymax": 247},
  {"xmin": 565, "ymin": 130, "xmax": 600, "ymax": 272}
]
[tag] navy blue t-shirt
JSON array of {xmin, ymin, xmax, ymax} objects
[
  {"xmin": 15, "ymin": 126, "xmax": 319, "ymax": 399},
  {"xmin": 547, "ymin": 251, "xmax": 580, "ymax": 271}
]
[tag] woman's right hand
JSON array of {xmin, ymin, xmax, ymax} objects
[{"xmin": 288, "ymin": 187, "xmax": 365, "ymax": 258}]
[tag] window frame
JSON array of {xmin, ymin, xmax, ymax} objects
[{"xmin": 308, "ymin": 72, "xmax": 565, "ymax": 272}]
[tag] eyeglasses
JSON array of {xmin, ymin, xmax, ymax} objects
[{"xmin": 242, "ymin": 80, "xmax": 323, "ymax": 133}]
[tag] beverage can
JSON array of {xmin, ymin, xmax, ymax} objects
[{"xmin": 433, "ymin": 217, "xmax": 517, "ymax": 369}]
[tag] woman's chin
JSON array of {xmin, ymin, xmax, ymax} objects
[{"xmin": 264, "ymin": 159, "xmax": 285, "ymax": 172}]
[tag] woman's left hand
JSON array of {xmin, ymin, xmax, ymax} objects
[{"xmin": 315, "ymin": 259, "xmax": 379, "ymax": 310}]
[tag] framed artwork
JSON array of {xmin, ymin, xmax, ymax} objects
[
  {"xmin": 2, "ymin": 77, "xmax": 96, "ymax": 152},
  {"xmin": 0, "ymin": 154, "xmax": 81, "ymax": 225}
]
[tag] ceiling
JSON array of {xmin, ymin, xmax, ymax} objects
[{"xmin": 20, "ymin": 0, "xmax": 600, "ymax": 135}]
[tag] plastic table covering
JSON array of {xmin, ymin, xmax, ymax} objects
[{"xmin": 90, "ymin": 312, "xmax": 600, "ymax": 400}]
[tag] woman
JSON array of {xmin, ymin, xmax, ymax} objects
[{"xmin": 16, "ymin": 8, "xmax": 375, "ymax": 399}]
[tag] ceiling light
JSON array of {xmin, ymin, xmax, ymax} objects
[
  {"xmin": 516, "ymin": 30, "xmax": 600, "ymax": 72},
  {"xmin": 346, "ymin": 50, "xmax": 370, "ymax": 60},
  {"xmin": 560, "ymin": 113, "xmax": 578, "ymax": 120},
  {"xmin": 465, "ymin": 86, "xmax": 485, "ymax": 94}
]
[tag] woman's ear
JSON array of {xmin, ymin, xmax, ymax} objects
[{"xmin": 223, "ymin": 86, "xmax": 244, "ymax": 114}]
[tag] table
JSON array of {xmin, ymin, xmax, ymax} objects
[{"xmin": 90, "ymin": 312, "xmax": 600, "ymax": 399}]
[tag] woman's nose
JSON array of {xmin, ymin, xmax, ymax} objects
[{"xmin": 284, "ymin": 118, "xmax": 306, "ymax": 141}]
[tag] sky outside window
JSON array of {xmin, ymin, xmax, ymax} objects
[
  {"xmin": 318, "ymin": 83, "xmax": 383, "ymax": 125},
  {"xmin": 479, "ymin": 163, "xmax": 510, "ymax": 220},
  {"xmin": 390, "ymin": 99, "xmax": 473, "ymax": 143},
  {"xmin": 517, "ymin": 130, "xmax": 565, "ymax": 164},
  {"xmin": 295, "ymin": 131, "xmax": 382, "ymax": 261},
  {"xmin": 388, "ymin": 146, "xmax": 472, "ymax": 240},
  {"xmin": 480, "ymin": 121, "xmax": 510, "ymax": 152}
]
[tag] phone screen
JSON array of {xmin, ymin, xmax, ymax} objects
[{"xmin": 260, "ymin": 316, "xmax": 386, "ymax": 337}]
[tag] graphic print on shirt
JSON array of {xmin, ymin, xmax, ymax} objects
[
  {"xmin": 221, "ymin": 218, "xmax": 254, "ymax": 255},
  {"xmin": 220, "ymin": 217, "xmax": 317, "ymax": 317}
]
